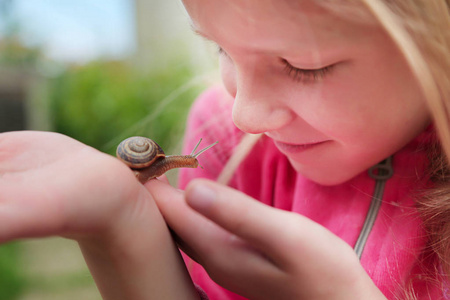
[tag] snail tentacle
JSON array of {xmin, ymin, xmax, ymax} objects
[{"xmin": 191, "ymin": 139, "xmax": 219, "ymax": 158}]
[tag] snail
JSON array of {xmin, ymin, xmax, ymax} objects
[{"xmin": 116, "ymin": 136, "xmax": 218, "ymax": 183}]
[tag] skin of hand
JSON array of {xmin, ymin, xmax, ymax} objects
[
  {"xmin": 147, "ymin": 179, "xmax": 387, "ymax": 300},
  {"xmin": 0, "ymin": 131, "xmax": 199, "ymax": 300}
]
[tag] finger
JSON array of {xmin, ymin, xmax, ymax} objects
[
  {"xmin": 145, "ymin": 180, "xmax": 285, "ymax": 297},
  {"xmin": 144, "ymin": 180, "xmax": 227, "ymax": 260},
  {"xmin": 144, "ymin": 180, "xmax": 277, "ymax": 270},
  {"xmin": 158, "ymin": 175, "xmax": 170, "ymax": 184},
  {"xmin": 184, "ymin": 179, "xmax": 319, "ymax": 264}
]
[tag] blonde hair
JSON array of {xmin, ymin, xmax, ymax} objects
[{"xmin": 358, "ymin": 0, "xmax": 450, "ymax": 279}]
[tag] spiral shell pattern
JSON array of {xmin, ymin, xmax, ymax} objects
[{"xmin": 116, "ymin": 136, "xmax": 165, "ymax": 169}]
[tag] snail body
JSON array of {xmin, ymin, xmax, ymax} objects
[
  {"xmin": 132, "ymin": 155, "xmax": 199, "ymax": 182},
  {"xmin": 116, "ymin": 136, "xmax": 217, "ymax": 183}
]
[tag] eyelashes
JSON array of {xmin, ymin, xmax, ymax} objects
[
  {"xmin": 281, "ymin": 60, "xmax": 333, "ymax": 83},
  {"xmin": 217, "ymin": 46, "xmax": 333, "ymax": 83}
]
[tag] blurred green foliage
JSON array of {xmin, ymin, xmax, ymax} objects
[
  {"xmin": 49, "ymin": 60, "xmax": 206, "ymax": 155},
  {"xmin": 0, "ymin": 37, "xmax": 41, "ymax": 67},
  {"xmin": 0, "ymin": 0, "xmax": 41, "ymax": 68},
  {"xmin": 0, "ymin": 243, "xmax": 24, "ymax": 299}
]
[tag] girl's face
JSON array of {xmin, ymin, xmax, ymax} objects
[{"xmin": 183, "ymin": 0, "xmax": 430, "ymax": 185}]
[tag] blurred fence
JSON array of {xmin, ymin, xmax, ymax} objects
[{"xmin": 0, "ymin": 66, "xmax": 51, "ymax": 133}]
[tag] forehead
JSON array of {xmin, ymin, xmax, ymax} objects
[{"xmin": 183, "ymin": 0, "xmax": 378, "ymax": 55}]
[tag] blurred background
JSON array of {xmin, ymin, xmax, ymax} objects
[{"xmin": 0, "ymin": 0, "xmax": 219, "ymax": 299}]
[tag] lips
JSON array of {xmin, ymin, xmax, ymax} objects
[{"xmin": 273, "ymin": 140, "xmax": 328, "ymax": 154}]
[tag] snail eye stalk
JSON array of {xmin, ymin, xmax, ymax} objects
[{"xmin": 190, "ymin": 139, "xmax": 219, "ymax": 157}]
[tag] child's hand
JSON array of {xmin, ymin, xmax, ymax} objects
[
  {"xmin": 0, "ymin": 131, "xmax": 144, "ymax": 241},
  {"xmin": 0, "ymin": 131, "xmax": 200, "ymax": 300},
  {"xmin": 148, "ymin": 179, "xmax": 387, "ymax": 300}
]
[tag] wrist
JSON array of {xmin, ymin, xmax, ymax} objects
[
  {"xmin": 340, "ymin": 261, "xmax": 387, "ymax": 300},
  {"xmin": 77, "ymin": 187, "xmax": 199, "ymax": 300}
]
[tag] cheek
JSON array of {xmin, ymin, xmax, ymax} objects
[
  {"xmin": 219, "ymin": 56, "xmax": 237, "ymax": 97},
  {"xmin": 311, "ymin": 79, "xmax": 428, "ymax": 155}
]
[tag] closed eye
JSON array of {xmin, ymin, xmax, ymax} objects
[
  {"xmin": 282, "ymin": 59, "xmax": 333, "ymax": 83},
  {"xmin": 218, "ymin": 46, "xmax": 333, "ymax": 83}
]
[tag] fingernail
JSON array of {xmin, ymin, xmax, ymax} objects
[{"xmin": 187, "ymin": 184, "xmax": 216, "ymax": 212}]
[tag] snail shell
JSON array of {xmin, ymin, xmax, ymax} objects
[{"xmin": 116, "ymin": 136, "xmax": 165, "ymax": 169}]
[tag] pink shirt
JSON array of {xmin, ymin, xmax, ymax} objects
[{"xmin": 179, "ymin": 86, "xmax": 447, "ymax": 299}]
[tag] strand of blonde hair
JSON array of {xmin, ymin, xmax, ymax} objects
[
  {"xmin": 217, "ymin": 133, "xmax": 262, "ymax": 185},
  {"xmin": 362, "ymin": 0, "xmax": 450, "ymax": 161}
]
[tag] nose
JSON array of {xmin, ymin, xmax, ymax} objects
[{"xmin": 231, "ymin": 73, "xmax": 294, "ymax": 134}]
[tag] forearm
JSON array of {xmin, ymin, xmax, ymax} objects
[{"xmin": 78, "ymin": 191, "xmax": 199, "ymax": 300}]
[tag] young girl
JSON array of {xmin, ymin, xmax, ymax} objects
[{"xmin": 1, "ymin": 0, "xmax": 449, "ymax": 299}]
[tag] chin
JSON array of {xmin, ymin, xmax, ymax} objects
[
  {"xmin": 290, "ymin": 159, "xmax": 361, "ymax": 186},
  {"xmin": 305, "ymin": 174, "xmax": 354, "ymax": 186}
]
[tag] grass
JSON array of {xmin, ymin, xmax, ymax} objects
[
  {"xmin": 0, "ymin": 242, "xmax": 24, "ymax": 300},
  {"xmin": 18, "ymin": 238, "xmax": 101, "ymax": 300}
]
